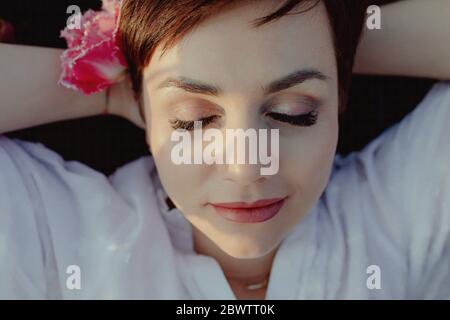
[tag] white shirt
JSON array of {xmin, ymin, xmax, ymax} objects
[{"xmin": 0, "ymin": 82, "xmax": 449, "ymax": 300}]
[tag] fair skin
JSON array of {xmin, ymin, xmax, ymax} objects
[
  {"xmin": 0, "ymin": 0, "xmax": 449, "ymax": 300},
  {"xmin": 0, "ymin": 45, "xmax": 145, "ymax": 134},
  {"xmin": 143, "ymin": 0, "xmax": 338, "ymax": 299}
]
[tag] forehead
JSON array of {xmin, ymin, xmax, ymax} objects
[{"xmin": 143, "ymin": 1, "xmax": 336, "ymax": 93}]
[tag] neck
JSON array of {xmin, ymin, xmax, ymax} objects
[{"xmin": 192, "ymin": 227, "xmax": 278, "ymax": 287}]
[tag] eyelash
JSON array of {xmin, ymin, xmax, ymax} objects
[
  {"xmin": 169, "ymin": 110, "xmax": 318, "ymax": 131},
  {"xmin": 170, "ymin": 115, "xmax": 220, "ymax": 131},
  {"xmin": 266, "ymin": 110, "xmax": 318, "ymax": 127}
]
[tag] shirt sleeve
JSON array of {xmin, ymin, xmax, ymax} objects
[
  {"xmin": 355, "ymin": 81, "xmax": 450, "ymax": 298},
  {"xmin": 0, "ymin": 136, "xmax": 49, "ymax": 298},
  {"xmin": 0, "ymin": 135, "xmax": 114, "ymax": 299}
]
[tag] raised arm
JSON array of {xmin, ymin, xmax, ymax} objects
[
  {"xmin": 354, "ymin": 0, "xmax": 450, "ymax": 80},
  {"xmin": 0, "ymin": 43, "xmax": 144, "ymax": 134},
  {"xmin": 0, "ymin": 43, "xmax": 106, "ymax": 133}
]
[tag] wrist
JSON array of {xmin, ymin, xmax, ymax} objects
[{"xmin": 102, "ymin": 87, "xmax": 111, "ymax": 115}]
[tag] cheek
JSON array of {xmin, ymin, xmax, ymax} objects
[
  {"xmin": 281, "ymin": 113, "xmax": 338, "ymax": 196},
  {"xmin": 149, "ymin": 122, "xmax": 210, "ymax": 211},
  {"xmin": 155, "ymin": 159, "xmax": 206, "ymax": 211}
]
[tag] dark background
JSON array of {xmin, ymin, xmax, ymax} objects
[{"xmin": 1, "ymin": 0, "xmax": 436, "ymax": 175}]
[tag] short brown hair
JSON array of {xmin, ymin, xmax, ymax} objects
[{"xmin": 118, "ymin": 0, "xmax": 368, "ymax": 114}]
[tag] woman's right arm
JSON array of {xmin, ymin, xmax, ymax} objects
[
  {"xmin": 0, "ymin": 43, "xmax": 145, "ymax": 134},
  {"xmin": 0, "ymin": 43, "xmax": 107, "ymax": 134}
]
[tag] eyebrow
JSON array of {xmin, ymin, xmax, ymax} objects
[{"xmin": 156, "ymin": 68, "xmax": 328, "ymax": 97}]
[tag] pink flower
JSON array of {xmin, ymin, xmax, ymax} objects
[{"xmin": 59, "ymin": 0, "xmax": 128, "ymax": 95}]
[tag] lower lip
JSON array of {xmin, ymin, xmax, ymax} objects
[{"xmin": 211, "ymin": 198, "xmax": 287, "ymax": 223}]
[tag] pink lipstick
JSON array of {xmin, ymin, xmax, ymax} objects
[{"xmin": 211, "ymin": 197, "xmax": 287, "ymax": 223}]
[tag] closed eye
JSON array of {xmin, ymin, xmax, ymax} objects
[
  {"xmin": 169, "ymin": 110, "xmax": 318, "ymax": 130},
  {"xmin": 169, "ymin": 115, "xmax": 220, "ymax": 131},
  {"xmin": 266, "ymin": 110, "xmax": 318, "ymax": 127}
]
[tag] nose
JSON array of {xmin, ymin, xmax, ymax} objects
[
  {"xmin": 215, "ymin": 99, "xmax": 277, "ymax": 185},
  {"xmin": 219, "ymin": 120, "xmax": 268, "ymax": 186},
  {"xmin": 223, "ymin": 161, "xmax": 266, "ymax": 185}
]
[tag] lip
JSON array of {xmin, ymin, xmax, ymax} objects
[{"xmin": 211, "ymin": 197, "xmax": 287, "ymax": 223}]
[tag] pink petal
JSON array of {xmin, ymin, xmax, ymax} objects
[
  {"xmin": 60, "ymin": 40, "xmax": 127, "ymax": 94},
  {"xmin": 59, "ymin": 0, "xmax": 127, "ymax": 95}
]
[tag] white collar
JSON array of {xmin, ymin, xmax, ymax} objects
[{"xmin": 145, "ymin": 155, "xmax": 322, "ymax": 299}]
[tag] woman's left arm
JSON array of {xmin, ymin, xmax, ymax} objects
[{"xmin": 354, "ymin": 0, "xmax": 450, "ymax": 80}]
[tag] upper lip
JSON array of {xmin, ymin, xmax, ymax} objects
[{"xmin": 211, "ymin": 197, "xmax": 286, "ymax": 209}]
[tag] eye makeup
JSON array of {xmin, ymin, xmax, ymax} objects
[
  {"xmin": 265, "ymin": 109, "xmax": 318, "ymax": 127},
  {"xmin": 169, "ymin": 115, "xmax": 220, "ymax": 131},
  {"xmin": 168, "ymin": 95, "xmax": 321, "ymax": 131},
  {"xmin": 262, "ymin": 94, "xmax": 320, "ymax": 127}
]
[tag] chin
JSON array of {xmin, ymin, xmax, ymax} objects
[{"xmin": 216, "ymin": 236, "xmax": 278, "ymax": 259}]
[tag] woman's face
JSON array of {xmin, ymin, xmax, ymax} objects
[{"xmin": 142, "ymin": 1, "xmax": 338, "ymax": 258}]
